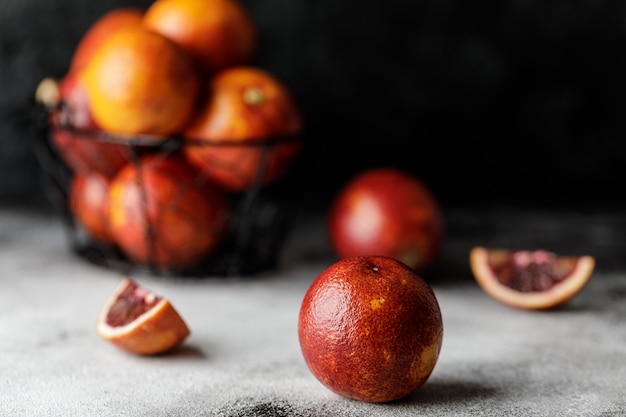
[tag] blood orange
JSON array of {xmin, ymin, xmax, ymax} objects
[
  {"xmin": 96, "ymin": 277, "xmax": 190, "ymax": 355},
  {"xmin": 143, "ymin": 0, "xmax": 256, "ymax": 73},
  {"xmin": 69, "ymin": 7, "xmax": 144, "ymax": 73},
  {"xmin": 328, "ymin": 168, "xmax": 444, "ymax": 273},
  {"xmin": 469, "ymin": 246, "xmax": 595, "ymax": 310},
  {"xmin": 298, "ymin": 256, "xmax": 443, "ymax": 403},
  {"xmin": 49, "ymin": 71, "xmax": 132, "ymax": 178},
  {"xmin": 183, "ymin": 66, "xmax": 302, "ymax": 192},
  {"xmin": 68, "ymin": 171, "xmax": 114, "ymax": 245},
  {"xmin": 81, "ymin": 25, "xmax": 201, "ymax": 136},
  {"xmin": 107, "ymin": 154, "xmax": 231, "ymax": 271}
]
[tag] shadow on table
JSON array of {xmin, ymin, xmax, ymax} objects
[
  {"xmin": 135, "ymin": 344, "xmax": 207, "ymax": 361},
  {"xmin": 399, "ymin": 379, "xmax": 499, "ymax": 407}
]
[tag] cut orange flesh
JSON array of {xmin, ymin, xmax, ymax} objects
[
  {"xmin": 469, "ymin": 246, "xmax": 595, "ymax": 310},
  {"xmin": 96, "ymin": 278, "xmax": 190, "ymax": 355}
]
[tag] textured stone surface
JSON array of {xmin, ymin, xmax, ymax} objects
[{"xmin": 1, "ymin": 206, "xmax": 625, "ymax": 415}]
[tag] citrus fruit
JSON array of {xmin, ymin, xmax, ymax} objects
[
  {"xmin": 52, "ymin": 71, "xmax": 94, "ymax": 129},
  {"xmin": 81, "ymin": 25, "xmax": 201, "ymax": 136},
  {"xmin": 70, "ymin": 7, "xmax": 144, "ymax": 73},
  {"xmin": 97, "ymin": 277, "xmax": 190, "ymax": 355},
  {"xmin": 328, "ymin": 168, "xmax": 445, "ymax": 273},
  {"xmin": 48, "ymin": 72, "xmax": 132, "ymax": 178},
  {"xmin": 298, "ymin": 255, "xmax": 444, "ymax": 403},
  {"xmin": 469, "ymin": 246, "xmax": 596, "ymax": 310},
  {"xmin": 107, "ymin": 154, "xmax": 230, "ymax": 271},
  {"xmin": 183, "ymin": 66, "xmax": 302, "ymax": 192},
  {"xmin": 69, "ymin": 171, "xmax": 114, "ymax": 245},
  {"xmin": 143, "ymin": 0, "xmax": 256, "ymax": 73}
]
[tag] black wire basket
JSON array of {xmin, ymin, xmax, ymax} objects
[{"xmin": 31, "ymin": 99, "xmax": 304, "ymax": 278}]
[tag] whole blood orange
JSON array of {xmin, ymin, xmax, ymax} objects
[
  {"xmin": 49, "ymin": 71, "xmax": 132, "ymax": 178},
  {"xmin": 70, "ymin": 7, "xmax": 144, "ymax": 73},
  {"xmin": 81, "ymin": 25, "xmax": 201, "ymax": 136},
  {"xmin": 469, "ymin": 246, "xmax": 596, "ymax": 310},
  {"xmin": 183, "ymin": 66, "xmax": 302, "ymax": 192},
  {"xmin": 97, "ymin": 277, "xmax": 190, "ymax": 355},
  {"xmin": 69, "ymin": 171, "xmax": 114, "ymax": 245},
  {"xmin": 51, "ymin": 71, "xmax": 94, "ymax": 130},
  {"xmin": 329, "ymin": 168, "xmax": 445, "ymax": 273},
  {"xmin": 298, "ymin": 256, "xmax": 444, "ymax": 403},
  {"xmin": 143, "ymin": 0, "xmax": 256, "ymax": 73},
  {"xmin": 107, "ymin": 154, "xmax": 231, "ymax": 271}
]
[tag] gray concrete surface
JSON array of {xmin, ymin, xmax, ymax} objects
[{"xmin": 1, "ymin": 207, "xmax": 625, "ymax": 416}]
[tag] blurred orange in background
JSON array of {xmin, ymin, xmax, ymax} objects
[
  {"xmin": 143, "ymin": 0, "xmax": 256, "ymax": 74},
  {"xmin": 183, "ymin": 66, "xmax": 303, "ymax": 192},
  {"xmin": 50, "ymin": 71, "xmax": 132, "ymax": 178},
  {"xmin": 328, "ymin": 168, "xmax": 445, "ymax": 274},
  {"xmin": 69, "ymin": 171, "xmax": 114, "ymax": 246},
  {"xmin": 80, "ymin": 25, "xmax": 201, "ymax": 136},
  {"xmin": 107, "ymin": 154, "xmax": 231, "ymax": 271},
  {"xmin": 69, "ymin": 7, "xmax": 144, "ymax": 74}
]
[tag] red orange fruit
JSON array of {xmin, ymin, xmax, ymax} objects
[
  {"xmin": 183, "ymin": 66, "xmax": 302, "ymax": 192},
  {"xmin": 97, "ymin": 277, "xmax": 190, "ymax": 355},
  {"xmin": 69, "ymin": 171, "xmax": 114, "ymax": 245},
  {"xmin": 107, "ymin": 154, "xmax": 230, "ymax": 271},
  {"xmin": 70, "ymin": 7, "xmax": 144, "ymax": 73},
  {"xmin": 143, "ymin": 0, "xmax": 256, "ymax": 73},
  {"xmin": 298, "ymin": 255, "xmax": 444, "ymax": 403},
  {"xmin": 329, "ymin": 168, "xmax": 444, "ymax": 273},
  {"xmin": 49, "ymin": 71, "xmax": 132, "ymax": 178},
  {"xmin": 469, "ymin": 246, "xmax": 596, "ymax": 310},
  {"xmin": 81, "ymin": 25, "xmax": 201, "ymax": 136}
]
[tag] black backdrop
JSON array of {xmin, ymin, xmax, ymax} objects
[{"xmin": 2, "ymin": 0, "xmax": 625, "ymax": 212}]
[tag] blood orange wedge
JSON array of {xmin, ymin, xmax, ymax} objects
[
  {"xmin": 469, "ymin": 246, "xmax": 595, "ymax": 310},
  {"xmin": 96, "ymin": 278, "xmax": 190, "ymax": 355}
]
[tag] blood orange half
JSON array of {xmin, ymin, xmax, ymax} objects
[
  {"xmin": 96, "ymin": 278, "xmax": 190, "ymax": 355},
  {"xmin": 469, "ymin": 246, "xmax": 595, "ymax": 310}
]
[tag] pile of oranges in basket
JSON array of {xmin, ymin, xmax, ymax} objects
[{"xmin": 35, "ymin": 0, "xmax": 304, "ymax": 276}]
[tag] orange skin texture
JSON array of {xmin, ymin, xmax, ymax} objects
[
  {"xmin": 298, "ymin": 256, "xmax": 444, "ymax": 403},
  {"xmin": 107, "ymin": 154, "xmax": 230, "ymax": 271},
  {"xmin": 329, "ymin": 168, "xmax": 445, "ymax": 273},
  {"xmin": 70, "ymin": 7, "xmax": 144, "ymax": 73},
  {"xmin": 183, "ymin": 66, "xmax": 302, "ymax": 192},
  {"xmin": 69, "ymin": 171, "xmax": 114, "ymax": 245},
  {"xmin": 143, "ymin": 0, "xmax": 256, "ymax": 73},
  {"xmin": 97, "ymin": 278, "xmax": 190, "ymax": 355},
  {"xmin": 50, "ymin": 71, "xmax": 132, "ymax": 178},
  {"xmin": 81, "ymin": 25, "xmax": 201, "ymax": 136},
  {"xmin": 469, "ymin": 246, "xmax": 596, "ymax": 310}
]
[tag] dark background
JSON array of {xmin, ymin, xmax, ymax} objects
[{"xmin": 2, "ymin": 0, "xmax": 626, "ymax": 213}]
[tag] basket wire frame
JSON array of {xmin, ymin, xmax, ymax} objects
[{"xmin": 31, "ymin": 102, "xmax": 301, "ymax": 278}]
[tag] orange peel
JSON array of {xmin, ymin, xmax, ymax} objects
[{"xmin": 96, "ymin": 278, "xmax": 190, "ymax": 355}]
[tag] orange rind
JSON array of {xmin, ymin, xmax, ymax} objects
[
  {"xmin": 298, "ymin": 256, "xmax": 443, "ymax": 403},
  {"xmin": 469, "ymin": 246, "xmax": 595, "ymax": 310},
  {"xmin": 96, "ymin": 278, "xmax": 190, "ymax": 355}
]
